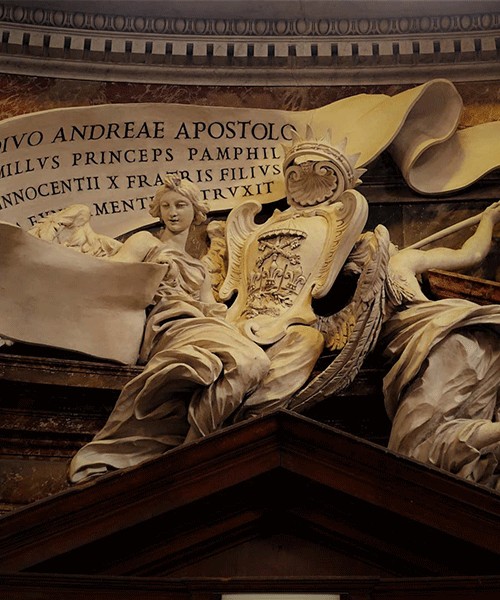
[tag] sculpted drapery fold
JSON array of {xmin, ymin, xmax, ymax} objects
[{"xmin": 0, "ymin": 82, "xmax": 498, "ymax": 490}]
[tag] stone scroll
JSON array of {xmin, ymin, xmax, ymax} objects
[
  {"xmin": 0, "ymin": 222, "xmax": 167, "ymax": 363},
  {"xmin": 0, "ymin": 79, "xmax": 498, "ymax": 237}
]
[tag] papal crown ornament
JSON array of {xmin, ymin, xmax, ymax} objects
[{"xmin": 282, "ymin": 126, "xmax": 366, "ymax": 208}]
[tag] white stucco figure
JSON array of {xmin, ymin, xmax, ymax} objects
[
  {"xmin": 383, "ymin": 201, "xmax": 500, "ymax": 489},
  {"xmin": 68, "ymin": 175, "xmax": 270, "ymax": 482},
  {"xmin": 68, "ymin": 130, "xmax": 379, "ymax": 482}
]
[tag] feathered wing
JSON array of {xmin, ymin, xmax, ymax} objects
[
  {"xmin": 288, "ymin": 224, "xmax": 391, "ymax": 412},
  {"xmin": 28, "ymin": 204, "xmax": 122, "ymax": 257}
]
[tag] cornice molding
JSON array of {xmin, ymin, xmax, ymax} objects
[
  {"xmin": 0, "ymin": 3, "xmax": 499, "ymax": 84},
  {"xmin": 0, "ymin": 352, "xmax": 141, "ymax": 390},
  {"xmin": 0, "ymin": 4, "xmax": 500, "ymax": 85},
  {"xmin": 0, "ymin": 411, "xmax": 498, "ymax": 574},
  {"xmin": 1, "ymin": 3, "xmax": 499, "ymax": 37}
]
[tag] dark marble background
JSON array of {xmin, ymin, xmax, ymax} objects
[{"xmin": 0, "ymin": 75, "xmax": 498, "ymax": 120}]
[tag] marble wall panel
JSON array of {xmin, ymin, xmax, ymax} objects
[{"xmin": 0, "ymin": 74, "xmax": 498, "ymax": 123}]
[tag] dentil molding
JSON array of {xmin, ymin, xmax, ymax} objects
[{"xmin": 0, "ymin": 2, "xmax": 499, "ymax": 85}]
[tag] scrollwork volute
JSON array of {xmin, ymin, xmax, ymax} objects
[
  {"xmin": 282, "ymin": 127, "xmax": 366, "ymax": 208},
  {"xmin": 220, "ymin": 126, "xmax": 369, "ymax": 345},
  {"xmin": 222, "ymin": 195, "xmax": 367, "ymax": 344}
]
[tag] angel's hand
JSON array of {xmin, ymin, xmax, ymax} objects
[
  {"xmin": 152, "ymin": 249, "xmax": 173, "ymax": 264},
  {"xmin": 481, "ymin": 200, "xmax": 500, "ymax": 226}
]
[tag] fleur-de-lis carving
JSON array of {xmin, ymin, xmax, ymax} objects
[{"xmin": 244, "ymin": 227, "xmax": 308, "ymax": 318}]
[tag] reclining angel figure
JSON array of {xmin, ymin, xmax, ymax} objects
[{"xmin": 382, "ymin": 201, "xmax": 500, "ymax": 490}]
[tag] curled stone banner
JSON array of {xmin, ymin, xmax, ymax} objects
[
  {"xmin": 0, "ymin": 78, "xmax": 498, "ymax": 237},
  {"xmin": 0, "ymin": 222, "xmax": 167, "ymax": 363}
]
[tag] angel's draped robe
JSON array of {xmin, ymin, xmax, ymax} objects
[
  {"xmin": 68, "ymin": 246, "xmax": 271, "ymax": 483},
  {"xmin": 68, "ymin": 244, "xmax": 325, "ymax": 483},
  {"xmin": 382, "ymin": 297, "xmax": 500, "ymax": 489}
]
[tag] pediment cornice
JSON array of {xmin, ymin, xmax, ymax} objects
[{"xmin": 0, "ymin": 411, "xmax": 498, "ymax": 575}]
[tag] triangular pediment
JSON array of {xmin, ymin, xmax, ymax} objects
[{"xmin": 0, "ymin": 411, "xmax": 498, "ymax": 580}]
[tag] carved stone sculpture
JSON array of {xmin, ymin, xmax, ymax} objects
[
  {"xmin": 382, "ymin": 202, "xmax": 500, "ymax": 490},
  {"xmin": 218, "ymin": 128, "xmax": 379, "ymax": 420},
  {"xmin": 3, "ymin": 117, "xmax": 498, "ymax": 491},
  {"xmin": 68, "ymin": 175, "xmax": 271, "ymax": 482},
  {"xmin": 69, "ymin": 130, "xmax": 380, "ymax": 481}
]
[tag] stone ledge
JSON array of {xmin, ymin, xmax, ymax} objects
[
  {"xmin": 0, "ymin": 351, "xmax": 141, "ymax": 389},
  {"xmin": 0, "ymin": 51, "xmax": 499, "ymax": 85}
]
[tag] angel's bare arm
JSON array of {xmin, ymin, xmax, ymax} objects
[
  {"xmin": 107, "ymin": 231, "xmax": 160, "ymax": 263},
  {"xmin": 394, "ymin": 201, "xmax": 500, "ymax": 277}
]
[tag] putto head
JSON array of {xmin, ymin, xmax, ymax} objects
[
  {"xmin": 149, "ymin": 173, "xmax": 209, "ymax": 225},
  {"xmin": 282, "ymin": 126, "xmax": 366, "ymax": 208}
]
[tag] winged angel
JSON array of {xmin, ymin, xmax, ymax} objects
[{"xmin": 23, "ymin": 128, "xmax": 500, "ymax": 489}]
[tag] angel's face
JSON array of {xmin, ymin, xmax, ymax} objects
[{"xmin": 159, "ymin": 190, "xmax": 195, "ymax": 234}]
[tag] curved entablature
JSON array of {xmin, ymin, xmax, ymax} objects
[{"xmin": 0, "ymin": 2, "xmax": 499, "ymax": 84}]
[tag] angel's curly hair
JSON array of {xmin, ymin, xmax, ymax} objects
[{"xmin": 149, "ymin": 173, "xmax": 209, "ymax": 225}]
